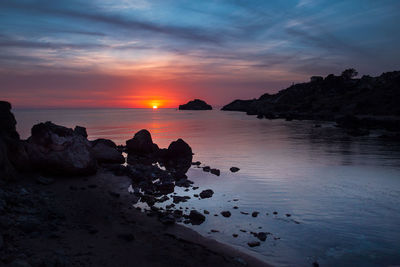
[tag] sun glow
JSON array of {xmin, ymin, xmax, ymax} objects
[{"xmin": 153, "ymin": 105, "xmax": 158, "ymax": 109}]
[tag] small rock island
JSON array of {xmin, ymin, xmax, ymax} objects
[{"xmin": 179, "ymin": 99, "xmax": 212, "ymax": 110}]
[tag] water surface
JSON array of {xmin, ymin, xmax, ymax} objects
[{"xmin": 14, "ymin": 108, "xmax": 400, "ymax": 266}]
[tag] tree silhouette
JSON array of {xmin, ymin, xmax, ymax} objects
[{"xmin": 341, "ymin": 68, "xmax": 358, "ymax": 79}]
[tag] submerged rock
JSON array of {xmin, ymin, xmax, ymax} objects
[
  {"xmin": 26, "ymin": 121, "xmax": 97, "ymax": 176},
  {"xmin": 210, "ymin": 168, "xmax": 220, "ymax": 176},
  {"xmin": 247, "ymin": 241, "xmax": 260, "ymax": 247},
  {"xmin": 221, "ymin": 211, "xmax": 231, "ymax": 217},
  {"xmin": 179, "ymin": 99, "xmax": 212, "ymax": 110},
  {"xmin": 199, "ymin": 189, "xmax": 214, "ymax": 199}
]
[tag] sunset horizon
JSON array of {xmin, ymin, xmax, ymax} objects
[{"xmin": 1, "ymin": 1, "xmax": 400, "ymax": 267}]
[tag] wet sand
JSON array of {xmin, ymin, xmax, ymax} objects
[{"xmin": 1, "ymin": 169, "xmax": 271, "ymax": 267}]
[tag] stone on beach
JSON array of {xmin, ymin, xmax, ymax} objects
[
  {"xmin": 26, "ymin": 121, "xmax": 97, "ymax": 176},
  {"xmin": 91, "ymin": 138, "xmax": 125, "ymax": 164},
  {"xmin": 221, "ymin": 211, "xmax": 231, "ymax": 217},
  {"xmin": 230, "ymin": 167, "xmax": 240, "ymax": 173}
]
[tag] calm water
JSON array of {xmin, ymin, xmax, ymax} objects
[{"xmin": 14, "ymin": 108, "xmax": 400, "ymax": 267}]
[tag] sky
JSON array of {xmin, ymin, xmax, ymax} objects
[{"xmin": 0, "ymin": 0, "xmax": 399, "ymax": 108}]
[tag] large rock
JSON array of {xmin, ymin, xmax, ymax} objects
[
  {"xmin": 0, "ymin": 101, "xmax": 25, "ymax": 180},
  {"xmin": 162, "ymin": 139, "xmax": 193, "ymax": 178},
  {"xmin": 26, "ymin": 121, "xmax": 97, "ymax": 176},
  {"xmin": 126, "ymin": 129, "xmax": 158, "ymax": 156},
  {"xmin": 179, "ymin": 99, "xmax": 212, "ymax": 110},
  {"xmin": 91, "ymin": 139, "xmax": 125, "ymax": 164}
]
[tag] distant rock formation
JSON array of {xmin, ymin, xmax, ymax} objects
[
  {"xmin": 179, "ymin": 99, "xmax": 212, "ymax": 110},
  {"xmin": 222, "ymin": 70, "xmax": 400, "ymax": 132}
]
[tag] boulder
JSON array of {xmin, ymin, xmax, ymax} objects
[
  {"xmin": 91, "ymin": 138, "xmax": 125, "ymax": 164},
  {"xmin": 179, "ymin": 99, "xmax": 212, "ymax": 110},
  {"xmin": 26, "ymin": 121, "xmax": 97, "ymax": 176},
  {"xmin": 199, "ymin": 189, "xmax": 214, "ymax": 199},
  {"xmin": 162, "ymin": 138, "xmax": 193, "ymax": 178},
  {"xmin": 126, "ymin": 129, "xmax": 158, "ymax": 156},
  {"xmin": 188, "ymin": 210, "xmax": 206, "ymax": 225},
  {"xmin": 221, "ymin": 211, "xmax": 231, "ymax": 217}
]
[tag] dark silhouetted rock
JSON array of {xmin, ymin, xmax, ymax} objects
[
  {"xmin": 179, "ymin": 99, "xmax": 212, "ymax": 110},
  {"xmin": 91, "ymin": 138, "xmax": 125, "ymax": 164},
  {"xmin": 162, "ymin": 138, "xmax": 193, "ymax": 178},
  {"xmin": 221, "ymin": 211, "xmax": 231, "ymax": 217},
  {"xmin": 252, "ymin": 211, "xmax": 259, "ymax": 217},
  {"xmin": 247, "ymin": 241, "xmax": 260, "ymax": 247},
  {"xmin": 199, "ymin": 189, "xmax": 214, "ymax": 199},
  {"xmin": 188, "ymin": 210, "xmax": 206, "ymax": 225},
  {"xmin": 26, "ymin": 121, "xmax": 97, "ymax": 176},
  {"xmin": 230, "ymin": 167, "xmax": 240, "ymax": 173},
  {"xmin": 126, "ymin": 129, "xmax": 158, "ymax": 156},
  {"xmin": 210, "ymin": 168, "xmax": 220, "ymax": 176}
]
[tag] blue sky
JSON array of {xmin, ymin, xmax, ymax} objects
[{"xmin": 0, "ymin": 0, "xmax": 399, "ymax": 107}]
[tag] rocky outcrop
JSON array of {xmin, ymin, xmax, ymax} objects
[
  {"xmin": 179, "ymin": 99, "xmax": 212, "ymax": 110},
  {"xmin": 0, "ymin": 101, "xmax": 29, "ymax": 180},
  {"xmin": 26, "ymin": 122, "xmax": 97, "ymax": 176},
  {"xmin": 221, "ymin": 70, "xmax": 400, "ymax": 132},
  {"xmin": 91, "ymin": 139, "xmax": 125, "ymax": 164},
  {"xmin": 126, "ymin": 129, "xmax": 159, "ymax": 156}
]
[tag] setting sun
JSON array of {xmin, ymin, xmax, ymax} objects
[{"xmin": 153, "ymin": 105, "xmax": 158, "ymax": 109}]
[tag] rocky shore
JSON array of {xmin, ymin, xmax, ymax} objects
[
  {"xmin": 222, "ymin": 69, "xmax": 400, "ymax": 136},
  {"xmin": 0, "ymin": 101, "xmax": 269, "ymax": 267}
]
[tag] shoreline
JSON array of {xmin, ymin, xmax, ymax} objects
[{"xmin": 0, "ymin": 169, "xmax": 271, "ymax": 267}]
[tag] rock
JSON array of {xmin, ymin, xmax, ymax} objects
[
  {"xmin": 202, "ymin": 166, "xmax": 211, "ymax": 172},
  {"xmin": 210, "ymin": 229, "xmax": 219, "ymax": 233},
  {"xmin": 252, "ymin": 211, "xmax": 259, "ymax": 217},
  {"xmin": 191, "ymin": 161, "xmax": 201, "ymax": 166},
  {"xmin": 233, "ymin": 206, "xmax": 238, "ymax": 209},
  {"xmin": 247, "ymin": 241, "xmax": 260, "ymax": 247},
  {"xmin": 203, "ymin": 210, "xmax": 210, "ymax": 214},
  {"xmin": 286, "ymin": 213, "xmax": 291, "ymax": 217},
  {"xmin": 26, "ymin": 121, "xmax": 97, "ymax": 176},
  {"xmin": 313, "ymin": 261, "xmax": 320, "ymax": 267},
  {"xmin": 210, "ymin": 168, "xmax": 220, "ymax": 176},
  {"xmin": 199, "ymin": 189, "xmax": 214, "ymax": 199},
  {"xmin": 273, "ymin": 211, "xmax": 278, "ymax": 215},
  {"xmin": 232, "ymin": 234, "xmax": 238, "ymax": 238},
  {"xmin": 179, "ymin": 99, "xmax": 212, "ymax": 110},
  {"xmin": 172, "ymin": 196, "xmax": 190, "ymax": 204},
  {"xmin": 126, "ymin": 129, "xmax": 158, "ymax": 156},
  {"xmin": 230, "ymin": 167, "xmax": 240, "ymax": 173},
  {"xmin": 91, "ymin": 139, "xmax": 125, "ymax": 164},
  {"xmin": 256, "ymin": 232, "xmax": 268, "ymax": 241},
  {"xmin": 240, "ymin": 211, "xmax": 249, "ymax": 215},
  {"xmin": 163, "ymin": 138, "xmax": 193, "ymax": 177},
  {"xmin": 221, "ymin": 211, "xmax": 231, "ymax": 217},
  {"xmin": 188, "ymin": 210, "xmax": 206, "ymax": 225},
  {"xmin": 73, "ymin": 126, "xmax": 87, "ymax": 138}
]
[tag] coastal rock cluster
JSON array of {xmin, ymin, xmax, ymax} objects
[
  {"xmin": 179, "ymin": 99, "xmax": 212, "ymax": 110},
  {"xmin": 222, "ymin": 69, "xmax": 400, "ymax": 133}
]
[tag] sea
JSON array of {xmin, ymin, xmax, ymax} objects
[{"xmin": 14, "ymin": 108, "xmax": 400, "ymax": 267}]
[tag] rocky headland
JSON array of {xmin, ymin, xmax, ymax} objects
[
  {"xmin": 222, "ymin": 69, "xmax": 400, "ymax": 136},
  {"xmin": 0, "ymin": 100, "xmax": 269, "ymax": 267},
  {"xmin": 179, "ymin": 99, "xmax": 212, "ymax": 110}
]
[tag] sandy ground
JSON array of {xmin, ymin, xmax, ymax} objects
[{"xmin": 1, "ymin": 169, "xmax": 271, "ymax": 267}]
